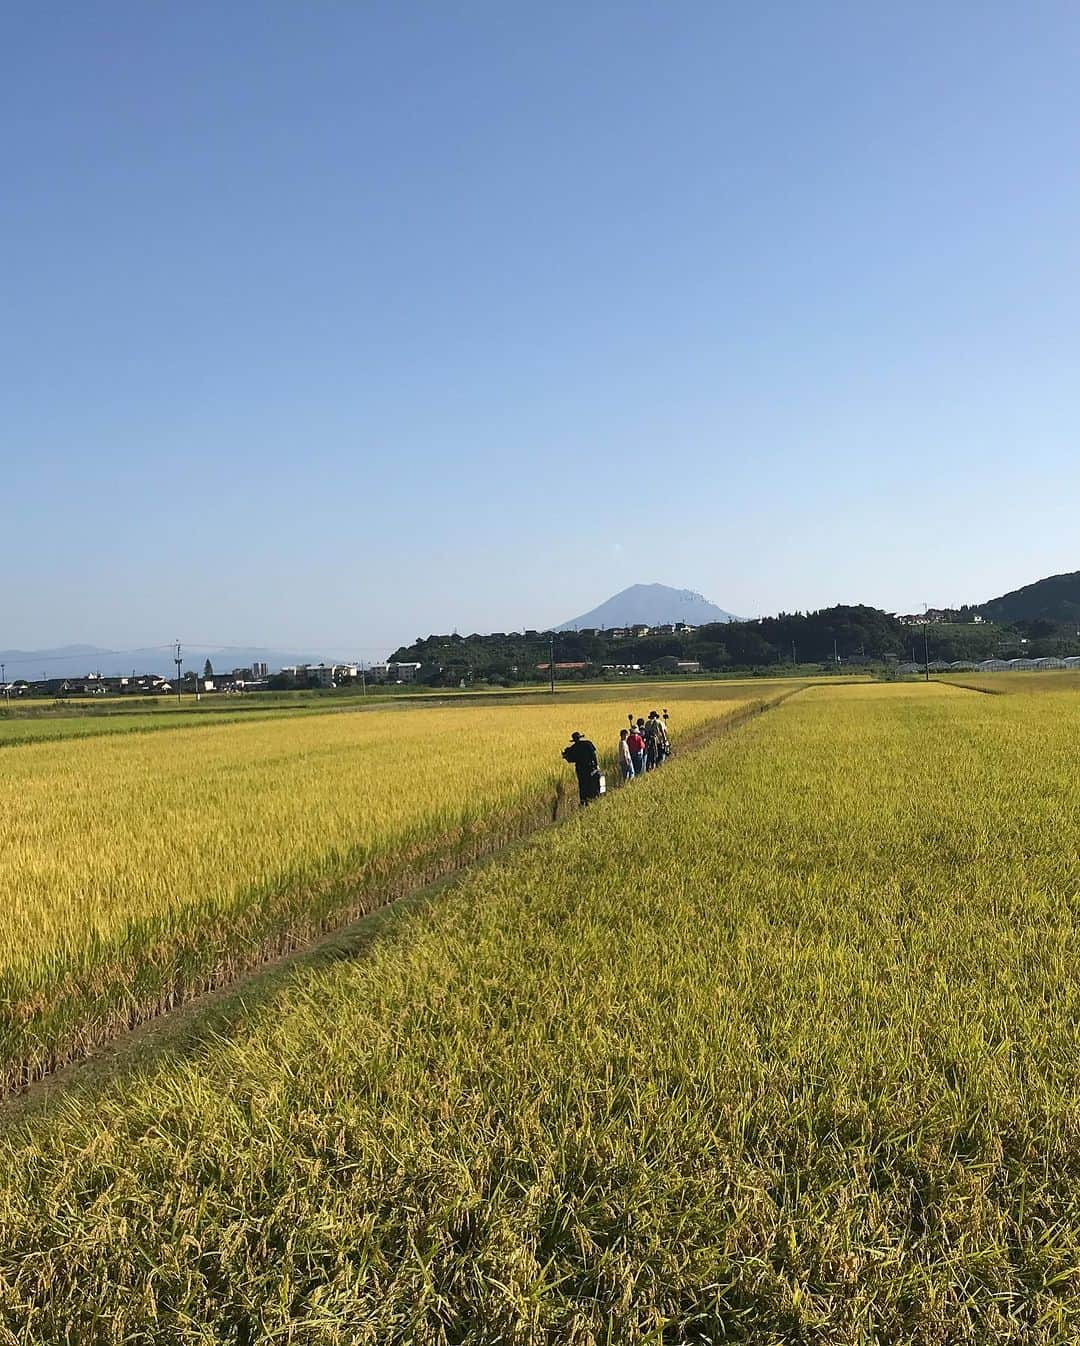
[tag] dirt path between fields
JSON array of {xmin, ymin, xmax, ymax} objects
[
  {"xmin": 2, "ymin": 685, "xmax": 808, "ymax": 1123},
  {"xmin": 936, "ymin": 680, "xmax": 1006, "ymax": 696}
]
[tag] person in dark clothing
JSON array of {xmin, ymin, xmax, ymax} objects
[
  {"xmin": 648, "ymin": 709, "xmax": 669, "ymax": 764},
  {"xmin": 640, "ymin": 714, "xmax": 659, "ymax": 769},
  {"xmin": 562, "ymin": 731, "xmax": 601, "ymax": 805}
]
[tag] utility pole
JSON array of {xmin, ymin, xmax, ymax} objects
[
  {"xmin": 923, "ymin": 623, "xmax": 930, "ymax": 683},
  {"xmin": 791, "ymin": 640, "xmax": 797, "ymax": 668},
  {"xmin": 549, "ymin": 635, "xmax": 555, "ymax": 695},
  {"xmin": 174, "ymin": 640, "xmax": 183, "ymax": 705},
  {"xmin": 1, "ymin": 662, "xmax": 5, "ymax": 699},
  {"xmin": 833, "ymin": 639, "xmax": 839, "ymax": 666},
  {"xmin": 360, "ymin": 661, "xmax": 367, "ymax": 695}
]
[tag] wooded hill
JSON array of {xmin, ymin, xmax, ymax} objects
[
  {"xmin": 978, "ymin": 570, "xmax": 1080, "ymax": 626},
  {"xmin": 390, "ymin": 604, "xmax": 1080, "ymax": 686}
]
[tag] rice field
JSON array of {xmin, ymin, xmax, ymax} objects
[
  {"xmin": 938, "ymin": 670, "xmax": 1080, "ymax": 696},
  {"xmin": 0, "ymin": 706, "xmax": 312, "ymax": 747},
  {"xmin": 0, "ymin": 680, "xmax": 767, "ymax": 1091},
  {"xmin": 1, "ymin": 676, "xmax": 1079, "ymax": 1341}
]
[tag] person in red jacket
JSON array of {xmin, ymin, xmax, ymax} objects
[{"xmin": 626, "ymin": 724, "xmax": 646, "ymax": 777}]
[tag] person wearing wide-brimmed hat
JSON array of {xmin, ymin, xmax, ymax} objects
[{"xmin": 561, "ymin": 731, "xmax": 601, "ymax": 805}]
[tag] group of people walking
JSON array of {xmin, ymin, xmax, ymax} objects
[
  {"xmin": 562, "ymin": 709, "xmax": 671, "ymax": 806},
  {"xmin": 619, "ymin": 710, "xmax": 670, "ymax": 780}
]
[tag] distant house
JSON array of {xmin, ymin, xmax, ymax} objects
[
  {"xmin": 675, "ymin": 660, "xmax": 702, "ymax": 673},
  {"xmin": 536, "ymin": 662, "xmax": 589, "ymax": 672},
  {"xmin": 631, "ymin": 625, "xmax": 652, "ymax": 637},
  {"xmin": 369, "ymin": 661, "xmax": 421, "ymax": 683},
  {"xmin": 898, "ymin": 609, "xmax": 955, "ymax": 626}
]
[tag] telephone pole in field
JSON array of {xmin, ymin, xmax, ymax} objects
[
  {"xmin": 549, "ymin": 635, "xmax": 555, "ymax": 696},
  {"xmin": 174, "ymin": 640, "xmax": 183, "ymax": 705}
]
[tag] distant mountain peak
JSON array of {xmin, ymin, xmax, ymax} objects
[{"xmin": 556, "ymin": 584, "xmax": 740, "ymax": 631}]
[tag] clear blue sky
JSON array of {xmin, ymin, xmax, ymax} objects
[{"xmin": 5, "ymin": 1, "xmax": 1079, "ymax": 657}]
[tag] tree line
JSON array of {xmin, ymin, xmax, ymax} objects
[{"xmin": 389, "ymin": 606, "xmax": 1080, "ymax": 687}]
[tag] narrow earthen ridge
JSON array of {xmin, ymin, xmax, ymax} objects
[
  {"xmin": 937, "ymin": 679, "xmax": 1006, "ymax": 696},
  {"xmin": 3, "ymin": 686, "xmax": 807, "ymax": 1118}
]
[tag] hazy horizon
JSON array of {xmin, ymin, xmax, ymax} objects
[
  {"xmin": 1, "ymin": 566, "xmax": 1072, "ymax": 667},
  {"xmin": 7, "ymin": 3, "xmax": 1080, "ymax": 655}
]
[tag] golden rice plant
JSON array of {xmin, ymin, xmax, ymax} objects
[
  {"xmin": 0, "ymin": 681, "xmax": 764, "ymax": 1090},
  {"xmin": 3, "ymin": 678, "xmax": 1080, "ymax": 1340}
]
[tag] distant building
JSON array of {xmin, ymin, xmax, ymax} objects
[
  {"xmin": 898, "ymin": 609, "xmax": 956, "ymax": 626},
  {"xmin": 293, "ymin": 663, "xmax": 335, "ymax": 687},
  {"xmin": 367, "ymin": 661, "xmax": 422, "ymax": 683},
  {"xmin": 675, "ymin": 660, "xmax": 702, "ymax": 673}
]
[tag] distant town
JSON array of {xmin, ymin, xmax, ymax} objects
[{"xmin": 0, "ymin": 660, "xmax": 423, "ymax": 700}]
